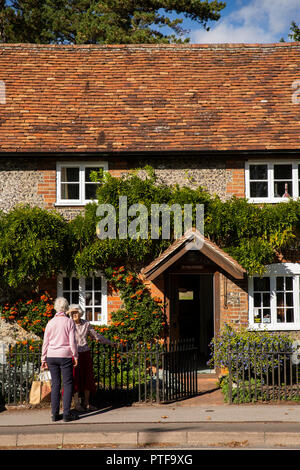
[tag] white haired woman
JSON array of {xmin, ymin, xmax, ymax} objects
[
  {"xmin": 41, "ymin": 297, "xmax": 79, "ymax": 422},
  {"xmin": 67, "ymin": 304, "xmax": 114, "ymax": 412}
]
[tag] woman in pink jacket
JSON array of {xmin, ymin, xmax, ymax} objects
[{"xmin": 41, "ymin": 297, "xmax": 79, "ymax": 422}]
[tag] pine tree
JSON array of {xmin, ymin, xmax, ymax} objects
[{"xmin": 0, "ymin": 0, "xmax": 226, "ymax": 44}]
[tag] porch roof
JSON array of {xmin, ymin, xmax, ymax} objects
[{"xmin": 141, "ymin": 229, "xmax": 246, "ymax": 280}]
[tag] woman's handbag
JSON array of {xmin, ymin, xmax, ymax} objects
[{"xmin": 29, "ymin": 369, "xmax": 52, "ymax": 405}]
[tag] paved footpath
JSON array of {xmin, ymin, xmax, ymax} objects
[{"xmin": 1, "ymin": 402, "xmax": 300, "ymax": 449}]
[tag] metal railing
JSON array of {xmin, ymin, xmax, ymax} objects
[
  {"xmin": 226, "ymin": 345, "xmax": 300, "ymax": 404},
  {"xmin": 0, "ymin": 339, "xmax": 199, "ymax": 406}
]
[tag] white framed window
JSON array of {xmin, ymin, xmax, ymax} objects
[
  {"xmin": 249, "ymin": 263, "xmax": 300, "ymax": 330},
  {"xmin": 56, "ymin": 162, "xmax": 108, "ymax": 205},
  {"xmin": 245, "ymin": 161, "xmax": 300, "ymax": 203},
  {"xmin": 57, "ymin": 272, "xmax": 108, "ymax": 325}
]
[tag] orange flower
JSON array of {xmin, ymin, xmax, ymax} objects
[{"xmin": 135, "ymin": 289, "xmax": 143, "ymax": 296}]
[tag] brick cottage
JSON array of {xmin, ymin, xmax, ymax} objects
[{"xmin": 0, "ymin": 42, "xmax": 300, "ymax": 363}]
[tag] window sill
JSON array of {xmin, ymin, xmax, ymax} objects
[
  {"xmin": 249, "ymin": 323, "xmax": 300, "ymax": 331},
  {"xmin": 54, "ymin": 202, "xmax": 94, "ymax": 207},
  {"xmin": 247, "ymin": 198, "xmax": 296, "ymax": 204}
]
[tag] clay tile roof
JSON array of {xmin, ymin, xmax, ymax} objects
[
  {"xmin": 141, "ymin": 228, "xmax": 246, "ymax": 280},
  {"xmin": 0, "ymin": 43, "xmax": 300, "ymax": 153}
]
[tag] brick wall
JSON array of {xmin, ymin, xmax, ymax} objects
[
  {"xmin": 219, "ymin": 273, "xmax": 248, "ymax": 330},
  {"xmin": 225, "ymin": 160, "xmax": 246, "ymax": 199}
]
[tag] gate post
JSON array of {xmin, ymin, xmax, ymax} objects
[{"xmin": 228, "ymin": 345, "xmax": 233, "ymax": 405}]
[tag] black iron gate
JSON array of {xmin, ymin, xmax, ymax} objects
[{"xmin": 160, "ymin": 340, "xmax": 198, "ymax": 402}]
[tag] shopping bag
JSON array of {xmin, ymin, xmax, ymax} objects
[{"xmin": 29, "ymin": 369, "xmax": 52, "ymax": 405}]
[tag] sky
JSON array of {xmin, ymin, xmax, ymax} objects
[{"xmin": 174, "ymin": 0, "xmax": 300, "ymax": 44}]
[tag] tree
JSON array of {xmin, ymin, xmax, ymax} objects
[
  {"xmin": 0, "ymin": 0, "xmax": 226, "ymax": 44},
  {"xmin": 289, "ymin": 21, "xmax": 300, "ymax": 41},
  {"xmin": 0, "ymin": 205, "xmax": 72, "ymax": 299}
]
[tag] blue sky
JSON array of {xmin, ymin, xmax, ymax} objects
[{"xmin": 171, "ymin": 0, "xmax": 300, "ymax": 43}]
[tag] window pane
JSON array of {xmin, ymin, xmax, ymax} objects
[
  {"xmin": 71, "ymin": 278, "xmax": 79, "ymax": 291},
  {"xmin": 85, "ymin": 278, "xmax": 93, "ymax": 291},
  {"xmin": 85, "ymin": 292, "xmax": 93, "ymax": 306},
  {"xmin": 287, "ymin": 308, "xmax": 294, "ymax": 323},
  {"xmin": 254, "ymin": 293, "xmax": 261, "ymax": 307},
  {"xmin": 250, "ymin": 182, "xmax": 268, "ymax": 198},
  {"xmin": 286, "ymin": 292, "xmax": 293, "ymax": 306},
  {"xmin": 61, "ymin": 183, "xmax": 80, "ymax": 200},
  {"xmin": 94, "ymin": 308, "xmax": 102, "ymax": 322},
  {"xmin": 286, "ymin": 277, "xmax": 293, "ymax": 291},
  {"xmin": 85, "ymin": 183, "xmax": 98, "ymax": 200},
  {"xmin": 254, "ymin": 277, "xmax": 270, "ymax": 291},
  {"xmin": 94, "ymin": 277, "xmax": 102, "ymax": 291},
  {"xmin": 86, "ymin": 308, "xmax": 92, "ymax": 321},
  {"xmin": 263, "ymin": 309, "xmax": 271, "ymax": 323},
  {"xmin": 274, "ymin": 164, "xmax": 292, "ymax": 180},
  {"xmin": 61, "ymin": 167, "xmax": 80, "ymax": 182},
  {"xmin": 276, "ymin": 277, "xmax": 284, "ymax": 291},
  {"xmin": 263, "ymin": 293, "xmax": 270, "ymax": 307},
  {"xmin": 274, "ymin": 181, "xmax": 293, "ymax": 198},
  {"xmin": 94, "ymin": 292, "xmax": 102, "ymax": 305},
  {"xmin": 85, "ymin": 167, "xmax": 102, "ymax": 182},
  {"xmin": 63, "ymin": 277, "xmax": 70, "ymax": 291},
  {"xmin": 277, "ymin": 308, "xmax": 284, "ymax": 322},
  {"xmin": 250, "ymin": 164, "xmax": 267, "ymax": 180},
  {"xmin": 71, "ymin": 291, "xmax": 79, "ymax": 304},
  {"xmin": 64, "ymin": 292, "xmax": 70, "ymax": 304},
  {"xmin": 276, "ymin": 292, "xmax": 284, "ymax": 307},
  {"xmin": 254, "ymin": 309, "xmax": 261, "ymax": 323}
]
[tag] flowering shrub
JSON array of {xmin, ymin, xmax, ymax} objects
[
  {"xmin": 208, "ymin": 324, "xmax": 293, "ymax": 377},
  {"xmin": 103, "ymin": 266, "xmax": 167, "ymax": 344},
  {"xmin": 0, "ymin": 292, "xmax": 55, "ymax": 339}
]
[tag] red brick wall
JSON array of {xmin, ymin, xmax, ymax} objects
[
  {"xmin": 219, "ymin": 273, "xmax": 248, "ymax": 330},
  {"xmin": 225, "ymin": 160, "xmax": 246, "ymax": 199}
]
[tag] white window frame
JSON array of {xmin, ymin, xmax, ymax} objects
[
  {"xmin": 57, "ymin": 272, "xmax": 108, "ymax": 326},
  {"xmin": 56, "ymin": 161, "xmax": 108, "ymax": 206},
  {"xmin": 245, "ymin": 160, "xmax": 299, "ymax": 203},
  {"xmin": 249, "ymin": 263, "xmax": 300, "ymax": 331}
]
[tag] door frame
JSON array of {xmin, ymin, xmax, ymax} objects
[{"xmin": 165, "ymin": 271, "xmax": 220, "ymax": 353}]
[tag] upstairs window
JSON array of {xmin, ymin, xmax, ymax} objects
[
  {"xmin": 56, "ymin": 162, "xmax": 108, "ymax": 205},
  {"xmin": 245, "ymin": 161, "xmax": 299, "ymax": 203}
]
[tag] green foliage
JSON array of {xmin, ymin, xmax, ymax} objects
[
  {"xmin": 0, "ymin": 205, "xmax": 71, "ymax": 297},
  {"xmin": 0, "ymin": 0, "xmax": 225, "ymax": 44},
  {"xmin": 218, "ymin": 375, "xmax": 266, "ymax": 404},
  {"xmin": 289, "ymin": 22, "xmax": 300, "ymax": 41},
  {"xmin": 70, "ymin": 168, "xmax": 212, "ymax": 276},
  {"xmin": 104, "ymin": 266, "xmax": 166, "ymax": 344},
  {"xmin": 70, "ymin": 168, "xmax": 300, "ymax": 277},
  {"xmin": 0, "ymin": 292, "xmax": 55, "ymax": 338},
  {"xmin": 208, "ymin": 324, "xmax": 293, "ymax": 372},
  {"xmin": 206, "ymin": 196, "xmax": 298, "ymax": 275}
]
